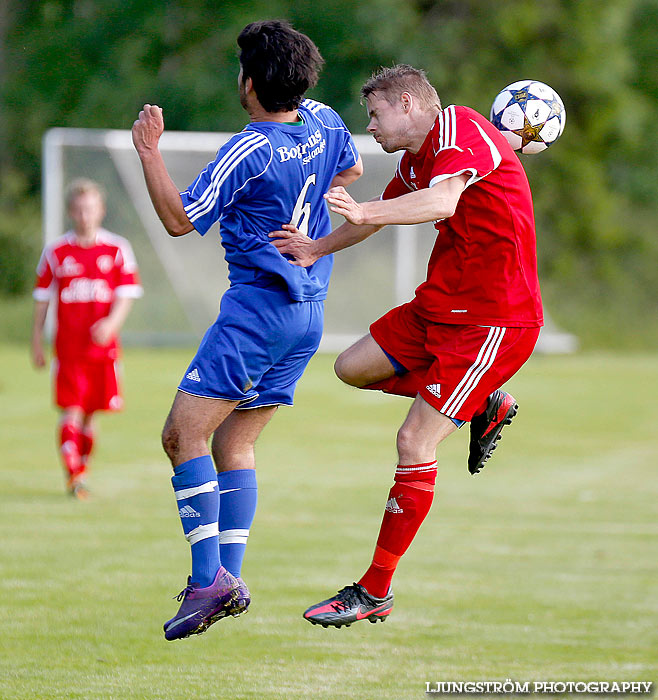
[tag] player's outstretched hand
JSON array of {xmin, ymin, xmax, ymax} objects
[
  {"xmin": 132, "ymin": 104, "xmax": 164, "ymax": 154},
  {"xmin": 269, "ymin": 224, "xmax": 319, "ymax": 267},
  {"xmin": 324, "ymin": 186, "xmax": 366, "ymax": 225}
]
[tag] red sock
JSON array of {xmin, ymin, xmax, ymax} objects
[
  {"xmin": 59, "ymin": 421, "xmax": 83, "ymax": 479},
  {"xmin": 358, "ymin": 461, "xmax": 437, "ymax": 598},
  {"xmin": 79, "ymin": 428, "xmax": 95, "ymax": 468}
]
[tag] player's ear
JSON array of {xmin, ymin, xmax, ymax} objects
[{"xmin": 401, "ymin": 92, "xmax": 413, "ymax": 114}]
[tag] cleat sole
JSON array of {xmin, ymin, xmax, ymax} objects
[{"xmin": 307, "ymin": 612, "xmax": 391, "ymax": 629}]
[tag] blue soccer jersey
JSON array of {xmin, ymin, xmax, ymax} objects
[{"xmin": 180, "ymin": 99, "xmax": 359, "ymax": 302}]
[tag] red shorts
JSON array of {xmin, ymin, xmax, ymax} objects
[
  {"xmin": 54, "ymin": 357, "xmax": 123, "ymax": 413},
  {"xmin": 370, "ymin": 304, "xmax": 540, "ymax": 421}
]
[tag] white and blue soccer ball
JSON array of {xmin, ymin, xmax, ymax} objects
[{"xmin": 490, "ymin": 80, "xmax": 566, "ymax": 154}]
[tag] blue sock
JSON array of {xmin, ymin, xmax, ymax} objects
[
  {"xmin": 172, "ymin": 455, "xmax": 220, "ymax": 588},
  {"xmin": 217, "ymin": 469, "xmax": 258, "ymax": 578}
]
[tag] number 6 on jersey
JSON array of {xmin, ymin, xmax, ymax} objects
[{"xmin": 289, "ymin": 174, "xmax": 316, "ymax": 236}]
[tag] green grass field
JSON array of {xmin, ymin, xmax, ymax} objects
[{"xmin": 0, "ymin": 344, "xmax": 656, "ymax": 699}]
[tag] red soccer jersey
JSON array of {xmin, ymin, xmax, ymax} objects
[
  {"xmin": 33, "ymin": 229, "xmax": 143, "ymax": 361},
  {"xmin": 382, "ymin": 105, "xmax": 543, "ymax": 328}
]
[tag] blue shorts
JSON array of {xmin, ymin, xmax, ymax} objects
[{"xmin": 178, "ymin": 284, "xmax": 324, "ymax": 409}]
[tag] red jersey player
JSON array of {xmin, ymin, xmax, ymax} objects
[
  {"xmin": 31, "ymin": 179, "xmax": 142, "ymax": 498},
  {"xmin": 271, "ymin": 65, "xmax": 543, "ymax": 627}
]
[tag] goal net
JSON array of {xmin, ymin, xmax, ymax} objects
[{"xmin": 42, "ymin": 127, "xmax": 576, "ymax": 353}]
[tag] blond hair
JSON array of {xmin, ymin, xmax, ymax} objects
[
  {"xmin": 65, "ymin": 178, "xmax": 106, "ymax": 209},
  {"xmin": 361, "ymin": 64, "xmax": 441, "ymax": 111}
]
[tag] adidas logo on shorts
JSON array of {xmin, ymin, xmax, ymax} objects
[
  {"xmin": 186, "ymin": 368, "xmax": 201, "ymax": 382},
  {"xmin": 426, "ymin": 383, "xmax": 441, "ymax": 398}
]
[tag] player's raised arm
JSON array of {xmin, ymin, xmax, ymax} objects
[
  {"xmin": 132, "ymin": 104, "xmax": 195, "ymax": 237},
  {"xmin": 270, "ymin": 177, "xmax": 384, "ymax": 269},
  {"xmin": 326, "ymin": 173, "xmax": 469, "ymax": 227},
  {"xmin": 270, "ymin": 172, "xmax": 468, "ymax": 266}
]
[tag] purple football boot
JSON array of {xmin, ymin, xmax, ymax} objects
[
  {"xmin": 164, "ymin": 566, "xmax": 239, "ymax": 641},
  {"xmin": 225, "ymin": 577, "xmax": 251, "ymax": 617}
]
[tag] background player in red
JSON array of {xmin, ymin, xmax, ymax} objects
[
  {"xmin": 31, "ymin": 179, "xmax": 142, "ymax": 498},
  {"xmin": 271, "ymin": 64, "xmax": 543, "ymax": 627}
]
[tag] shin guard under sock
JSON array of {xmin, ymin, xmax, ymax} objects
[
  {"xmin": 79, "ymin": 427, "xmax": 95, "ymax": 468},
  {"xmin": 59, "ymin": 421, "xmax": 83, "ymax": 479},
  {"xmin": 172, "ymin": 456, "xmax": 220, "ymax": 588},
  {"xmin": 359, "ymin": 461, "xmax": 437, "ymax": 598},
  {"xmin": 217, "ymin": 469, "xmax": 258, "ymax": 578}
]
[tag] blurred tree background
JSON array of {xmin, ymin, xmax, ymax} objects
[{"xmin": 1, "ymin": 0, "xmax": 657, "ymax": 348}]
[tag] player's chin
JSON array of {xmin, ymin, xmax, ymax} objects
[{"xmin": 379, "ymin": 140, "xmax": 402, "ymax": 154}]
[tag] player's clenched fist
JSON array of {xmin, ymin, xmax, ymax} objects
[{"xmin": 132, "ymin": 104, "xmax": 164, "ymax": 154}]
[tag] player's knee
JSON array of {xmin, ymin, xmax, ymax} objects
[
  {"xmin": 62, "ymin": 407, "xmax": 84, "ymax": 427},
  {"xmin": 214, "ymin": 447, "xmax": 255, "ymax": 471},
  {"xmin": 161, "ymin": 422, "xmax": 180, "ymax": 462},
  {"xmin": 396, "ymin": 424, "xmax": 416, "ymax": 458},
  {"xmin": 396, "ymin": 423, "xmax": 433, "ymax": 463},
  {"xmin": 334, "ymin": 352, "xmax": 360, "ymax": 386}
]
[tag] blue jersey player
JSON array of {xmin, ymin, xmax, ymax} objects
[{"xmin": 132, "ymin": 20, "xmax": 362, "ymax": 641}]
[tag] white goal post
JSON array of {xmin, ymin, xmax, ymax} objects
[{"xmin": 42, "ymin": 127, "xmax": 576, "ymax": 353}]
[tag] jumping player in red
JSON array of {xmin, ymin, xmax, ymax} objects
[
  {"xmin": 31, "ymin": 179, "xmax": 142, "ymax": 499},
  {"xmin": 271, "ymin": 65, "xmax": 543, "ymax": 627}
]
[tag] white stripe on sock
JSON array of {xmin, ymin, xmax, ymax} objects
[
  {"xmin": 185, "ymin": 522, "xmax": 219, "ymax": 545},
  {"xmin": 175, "ymin": 481, "xmax": 218, "ymax": 501},
  {"xmin": 219, "ymin": 528, "xmax": 249, "ymax": 544},
  {"xmin": 395, "ymin": 462, "xmax": 438, "ymax": 474}
]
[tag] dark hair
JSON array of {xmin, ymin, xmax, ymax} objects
[
  {"xmin": 361, "ymin": 64, "xmax": 441, "ymax": 111},
  {"xmin": 238, "ymin": 20, "xmax": 324, "ymax": 113}
]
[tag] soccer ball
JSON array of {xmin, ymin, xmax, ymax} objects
[{"xmin": 490, "ymin": 80, "xmax": 566, "ymax": 154}]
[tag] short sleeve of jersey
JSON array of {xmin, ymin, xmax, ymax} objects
[
  {"xmin": 428, "ymin": 105, "xmax": 503, "ymax": 188},
  {"xmin": 180, "ymin": 131, "xmax": 273, "ymax": 236},
  {"xmin": 113, "ymin": 237, "xmax": 143, "ymax": 298},
  {"xmin": 33, "ymin": 247, "xmax": 56, "ymax": 301},
  {"xmin": 301, "ymin": 100, "xmax": 359, "ymax": 175},
  {"xmin": 381, "ymin": 156, "xmax": 414, "ymax": 200}
]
